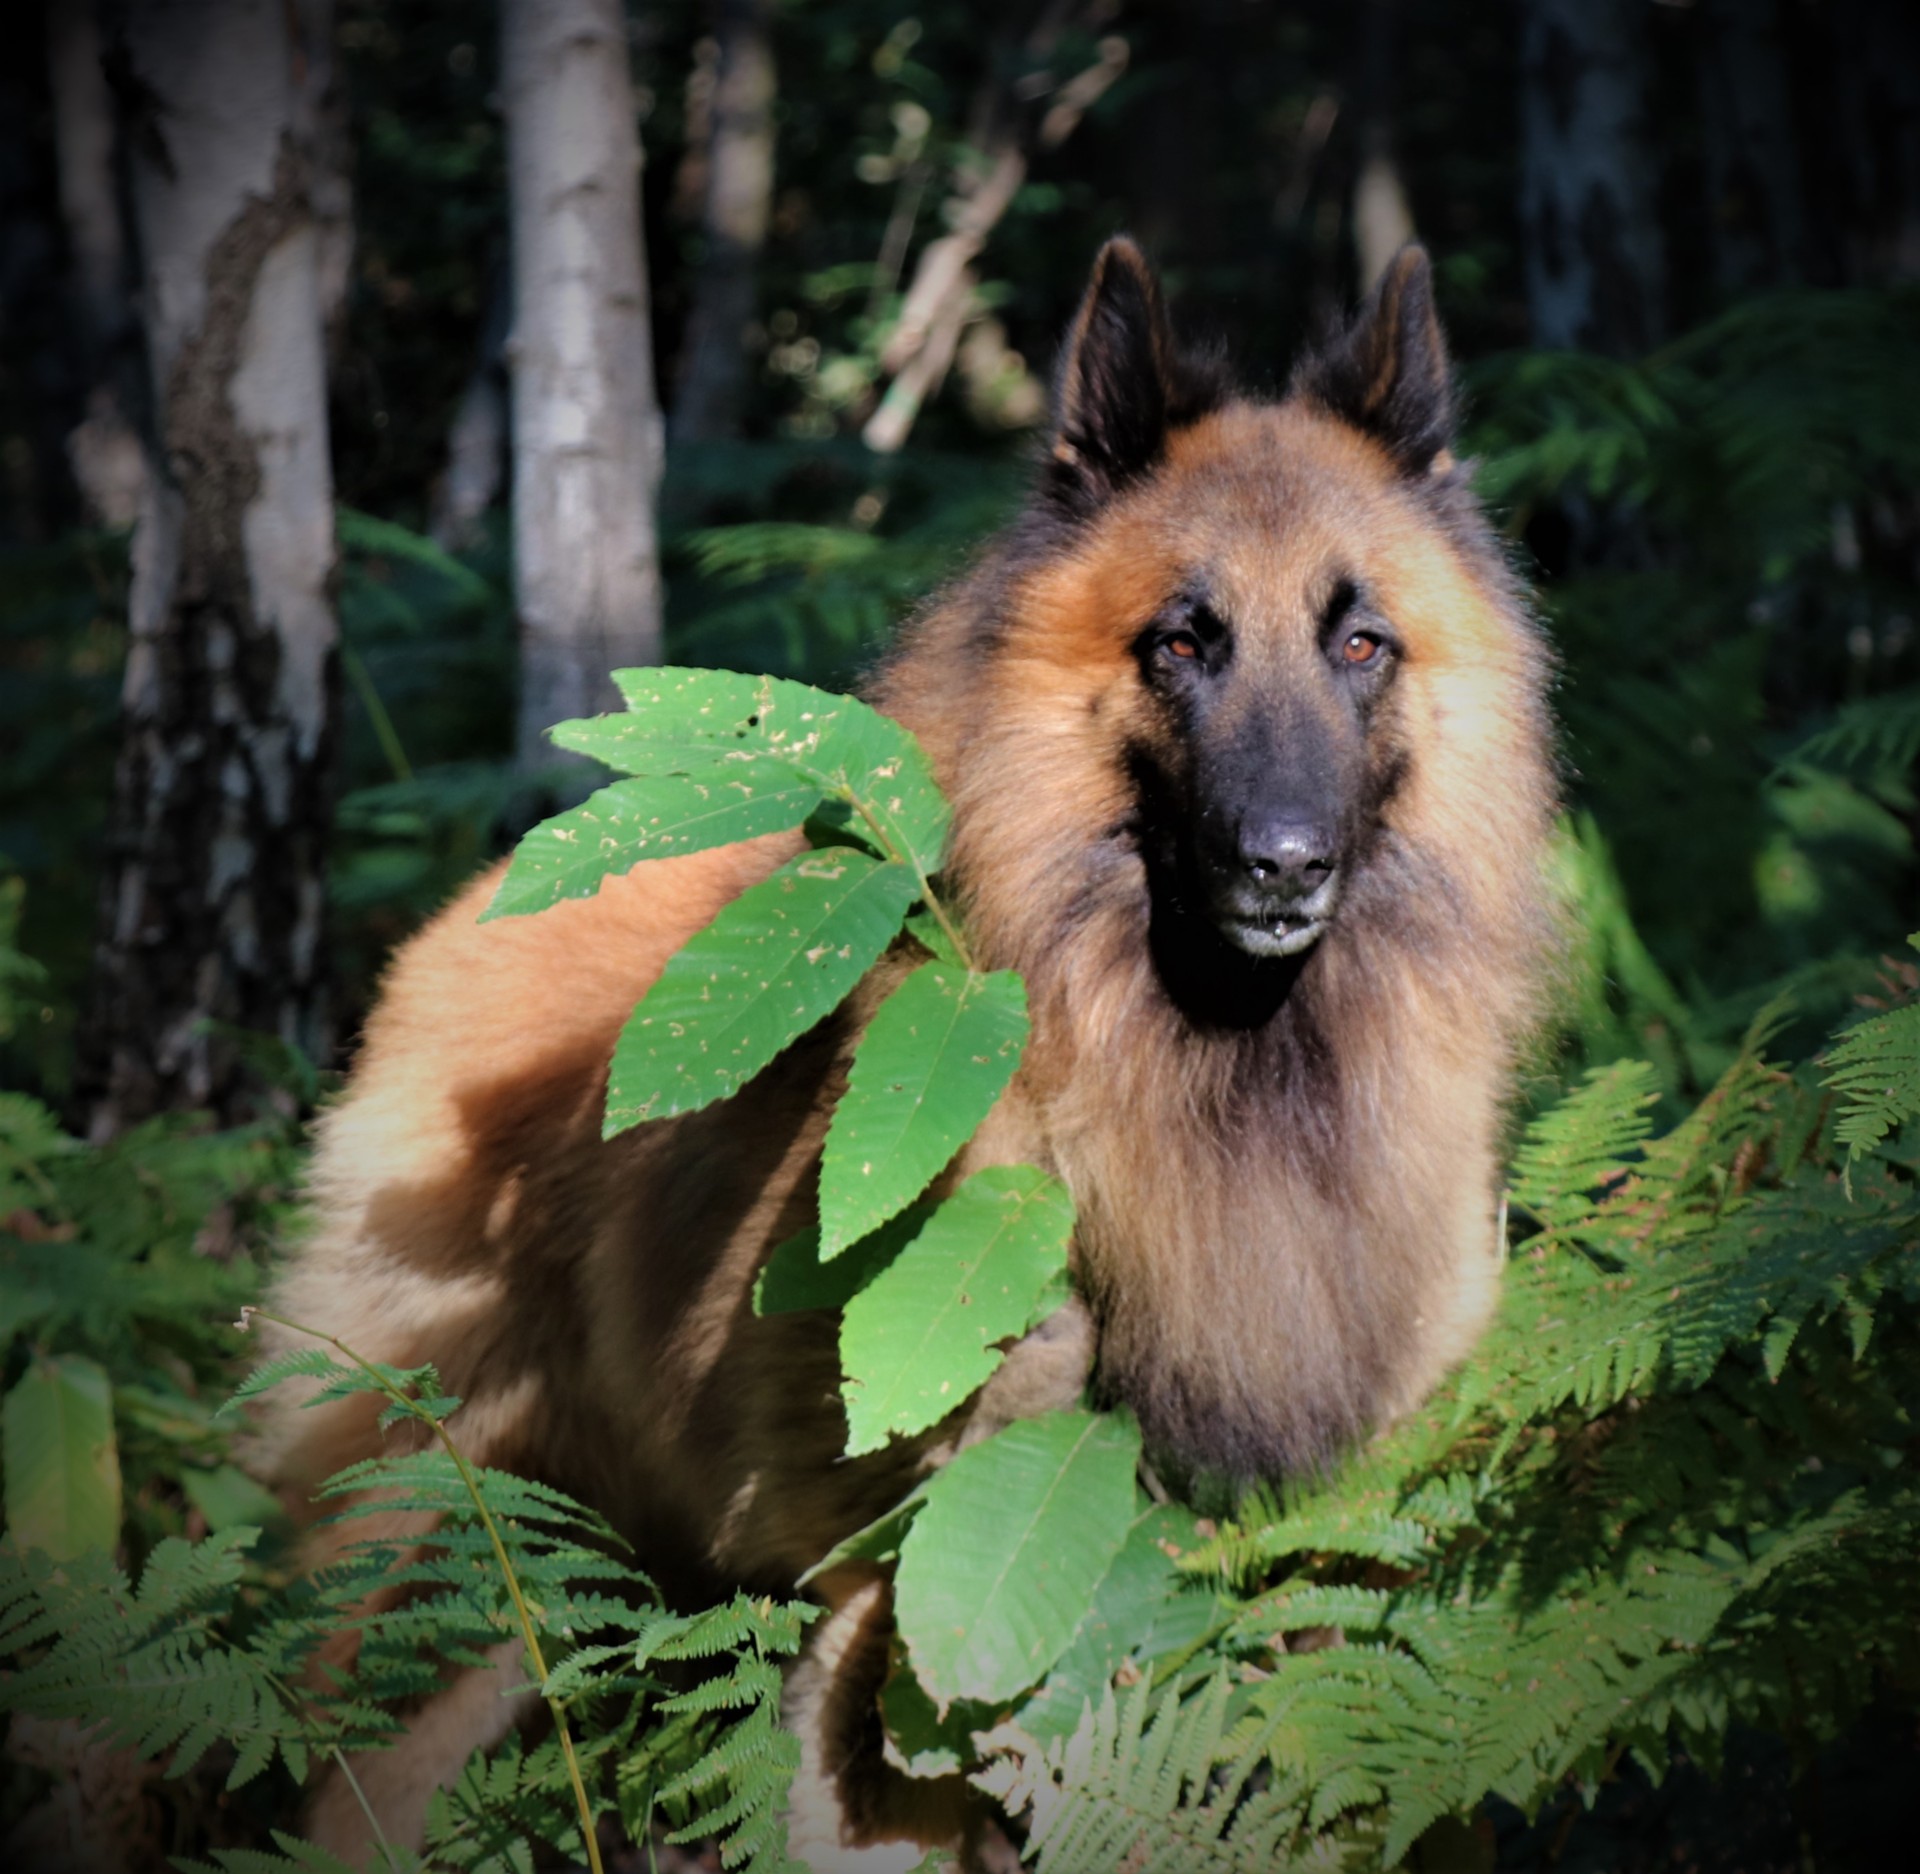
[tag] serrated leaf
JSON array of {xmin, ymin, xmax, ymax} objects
[
  {"xmin": 839, "ymin": 1168, "xmax": 1075, "ymax": 1454},
  {"xmin": 481, "ymin": 770, "xmax": 820, "ymax": 921},
  {"xmin": 605, "ymin": 848, "xmax": 916, "ymax": 1133},
  {"xmin": 819, "ymin": 965, "xmax": 1029, "ymax": 1256},
  {"xmin": 559, "ymin": 668, "xmax": 949, "ymax": 875},
  {"xmin": 1016, "ymin": 1504, "xmax": 1207, "ymax": 1743},
  {"xmin": 754, "ymin": 1203, "xmax": 933, "ymax": 1317},
  {"xmin": 1824, "ymin": 1000, "xmax": 1920, "ymax": 1162},
  {"xmin": 893, "ymin": 1409, "xmax": 1139, "ymax": 1710},
  {"xmin": 3, "ymin": 1354, "xmax": 121, "ymax": 1560},
  {"xmin": 797, "ymin": 1488, "xmax": 930, "ymax": 1587},
  {"xmin": 902, "ymin": 905, "xmax": 963, "ymax": 966}
]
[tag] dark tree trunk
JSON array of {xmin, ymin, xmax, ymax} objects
[
  {"xmin": 1695, "ymin": 0, "xmax": 1805, "ymax": 298},
  {"xmin": 1824, "ymin": 0, "xmax": 1920, "ymax": 284},
  {"xmin": 1519, "ymin": 0, "xmax": 1666, "ymax": 354},
  {"xmin": 47, "ymin": 0, "xmax": 145, "ymax": 529},
  {"xmin": 501, "ymin": 0, "xmax": 665, "ymax": 770},
  {"xmin": 83, "ymin": 0, "xmax": 340, "ymax": 1135},
  {"xmin": 670, "ymin": 0, "xmax": 776, "ymax": 443}
]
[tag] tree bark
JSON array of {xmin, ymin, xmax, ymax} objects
[
  {"xmin": 500, "ymin": 0, "xmax": 665, "ymax": 771},
  {"xmin": 1519, "ymin": 0, "xmax": 1666, "ymax": 354},
  {"xmin": 84, "ymin": 0, "xmax": 340, "ymax": 1135},
  {"xmin": 47, "ymin": 0, "xmax": 145, "ymax": 529},
  {"xmin": 290, "ymin": 0, "xmax": 354, "ymax": 349},
  {"xmin": 1695, "ymin": 0, "xmax": 1804, "ymax": 298},
  {"xmin": 1824, "ymin": 0, "xmax": 1920, "ymax": 284},
  {"xmin": 670, "ymin": 0, "xmax": 776, "ymax": 444}
]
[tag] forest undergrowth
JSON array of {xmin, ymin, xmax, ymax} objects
[{"xmin": 2, "ymin": 288, "xmax": 1919, "ymax": 1870}]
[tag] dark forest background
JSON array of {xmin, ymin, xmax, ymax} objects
[
  {"xmin": 3, "ymin": 0, "xmax": 1915, "ymax": 1098},
  {"xmin": 1, "ymin": 1, "xmax": 1918, "ymax": 1867}
]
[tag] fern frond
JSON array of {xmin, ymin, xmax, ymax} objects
[
  {"xmin": 979, "ymin": 1676, "xmax": 1370, "ymax": 1873},
  {"xmin": 424, "ymin": 1732, "xmax": 586, "ymax": 1873},
  {"xmin": 1824, "ymin": 996, "xmax": 1920, "ymax": 1163},
  {"xmin": 1780, "ymin": 686, "xmax": 1920, "ymax": 779},
  {"xmin": 1507, "ymin": 1058, "xmax": 1661, "ymax": 1239},
  {"xmin": 175, "ymin": 1831, "xmax": 391, "ymax": 1874}
]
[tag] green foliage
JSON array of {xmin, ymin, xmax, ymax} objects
[
  {"xmin": 838, "ymin": 1166, "xmax": 1070, "ymax": 1454},
  {"xmin": 1822, "ymin": 938, "xmax": 1920, "ymax": 1166},
  {"xmin": 2, "ymin": 1352, "xmax": 121, "ymax": 1559},
  {"xmin": 609, "ymin": 846, "xmax": 918, "ymax": 1130},
  {"xmin": 892, "ymin": 1410, "xmax": 1141, "ymax": 1710},
  {"xmin": 979, "ymin": 1675, "xmax": 1379, "ymax": 1873},
  {"xmin": 616, "ymin": 1596, "xmax": 817, "ymax": 1874},
  {"xmin": 1466, "ymin": 290, "xmax": 1920, "ymax": 1018},
  {"xmin": 820, "ymin": 964, "xmax": 1029, "ymax": 1255},
  {"xmin": 1, "ymin": 1328, "xmax": 817, "ymax": 1874},
  {"xmin": 0, "ymin": 1026, "xmax": 304, "ymax": 1561}
]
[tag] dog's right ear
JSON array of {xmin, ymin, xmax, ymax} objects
[{"xmin": 1045, "ymin": 239, "xmax": 1225, "ymax": 517}]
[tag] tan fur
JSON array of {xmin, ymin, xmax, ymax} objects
[{"xmin": 260, "ymin": 323, "xmax": 1554, "ymax": 1866}]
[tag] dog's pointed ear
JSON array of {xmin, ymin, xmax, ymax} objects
[
  {"xmin": 1294, "ymin": 246, "xmax": 1456, "ymax": 477},
  {"xmin": 1046, "ymin": 239, "xmax": 1220, "ymax": 516}
]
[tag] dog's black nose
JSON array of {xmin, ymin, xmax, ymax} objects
[{"xmin": 1235, "ymin": 818, "xmax": 1337, "ymax": 899}]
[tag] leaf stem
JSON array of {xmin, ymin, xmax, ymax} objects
[
  {"xmin": 841, "ymin": 789, "xmax": 974, "ymax": 970},
  {"xmin": 252, "ymin": 1310, "xmax": 605, "ymax": 1874}
]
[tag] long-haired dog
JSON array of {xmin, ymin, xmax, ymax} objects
[{"xmin": 261, "ymin": 240, "xmax": 1556, "ymax": 1868}]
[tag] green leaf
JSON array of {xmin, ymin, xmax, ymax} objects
[
  {"xmin": 797, "ymin": 1489, "xmax": 930, "ymax": 1587},
  {"xmin": 3, "ymin": 1355, "xmax": 121, "ymax": 1559},
  {"xmin": 839, "ymin": 1168, "xmax": 1076, "ymax": 1454},
  {"xmin": 560, "ymin": 668, "xmax": 950, "ymax": 875},
  {"xmin": 754, "ymin": 1204, "xmax": 933, "ymax": 1317},
  {"xmin": 182, "ymin": 1464, "xmax": 286, "ymax": 1534},
  {"xmin": 1824, "ymin": 992, "xmax": 1920, "ymax": 1164},
  {"xmin": 819, "ymin": 965, "xmax": 1029, "ymax": 1256},
  {"xmin": 481, "ymin": 770, "xmax": 820, "ymax": 921},
  {"xmin": 892, "ymin": 1409, "xmax": 1139, "ymax": 1710},
  {"xmin": 605, "ymin": 848, "xmax": 917, "ymax": 1133},
  {"xmin": 903, "ymin": 906, "xmax": 964, "ymax": 966},
  {"xmin": 1017, "ymin": 1504, "xmax": 1213, "ymax": 1742}
]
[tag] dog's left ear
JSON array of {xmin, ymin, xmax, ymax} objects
[
  {"xmin": 1046, "ymin": 238, "xmax": 1226, "ymax": 516},
  {"xmin": 1294, "ymin": 246, "xmax": 1456, "ymax": 477}
]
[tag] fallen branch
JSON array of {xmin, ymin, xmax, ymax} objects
[{"xmin": 863, "ymin": 12, "xmax": 1128, "ymax": 453}]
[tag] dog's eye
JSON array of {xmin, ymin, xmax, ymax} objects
[
  {"xmin": 1342, "ymin": 631, "xmax": 1384, "ymax": 667},
  {"xmin": 1162, "ymin": 633, "xmax": 1201, "ymax": 662}
]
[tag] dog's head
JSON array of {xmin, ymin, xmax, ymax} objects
[{"xmin": 990, "ymin": 239, "xmax": 1541, "ymax": 1004}]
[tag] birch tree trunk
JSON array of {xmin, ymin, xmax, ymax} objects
[
  {"xmin": 671, "ymin": 0, "xmax": 776, "ymax": 443},
  {"xmin": 1519, "ymin": 0, "xmax": 1666, "ymax": 354},
  {"xmin": 84, "ymin": 0, "xmax": 339, "ymax": 1135},
  {"xmin": 500, "ymin": 0, "xmax": 664, "ymax": 770}
]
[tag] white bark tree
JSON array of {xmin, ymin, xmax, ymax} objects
[
  {"xmin": 86, "ymin": 0, "xmax": 339, "ymax": 1133},
  {"xmin": 1519, "ymin": 0, "xmax": 1666, "ymax": 355},
  {"xmin": 500, "ymin": 0, "xmax": 665, "ymax": 771}
]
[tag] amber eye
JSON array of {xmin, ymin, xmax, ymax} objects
[
  {"xmin": 1163, "ymin": 633, "xmax": 1200, "ymax": 661},
  {"xmin": 1343, "ymin": 631, "xmax": 1383, "ymax": 666}
]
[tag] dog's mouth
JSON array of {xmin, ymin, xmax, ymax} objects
[
  {"xmin": 1214, "ymin": 877, "xmax": 1341, "ymax": 959},
  {"xmin": 1219, "ymin": 910, "xmax": 1328, "ymax": 958}
]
